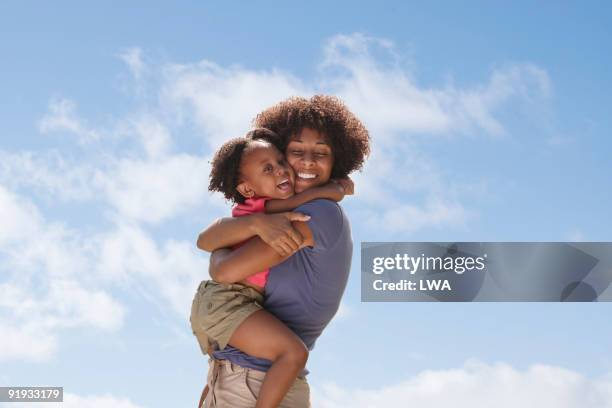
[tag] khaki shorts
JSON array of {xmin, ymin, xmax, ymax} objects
[
  {"xmin": 202, "ymin": 358, "xmax": 310, "ymax": 408},
  {"xmin": 190, "ymin": 280, "xmax": 264, "ymax": 354}
]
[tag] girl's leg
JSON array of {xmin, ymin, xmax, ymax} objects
[{"xmin": 228, "ymin": 310, "xmax": 308, "ymax": 408}]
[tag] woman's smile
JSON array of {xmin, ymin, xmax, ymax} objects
[{"xmin": 286, "ymin": 128, "xmax": 334, "ymax": 193}]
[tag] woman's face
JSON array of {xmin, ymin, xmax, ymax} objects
[{"xmin": 286, "ymin": 128, "xmax": 334, "ymax": 193}]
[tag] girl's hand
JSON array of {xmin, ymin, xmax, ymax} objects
[
  {"xmin": 252, "ymin": 212, "xmax": 310, "ymax": 256},
  {"xmin": 314, "ymin": 182, "xmax": 346, "ymax": 202},
  {"xmin": 332, "ymin": 177, "xmax": 354, "ymax": 196}
]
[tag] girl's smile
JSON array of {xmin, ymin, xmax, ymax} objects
[{"xmin": 238, "ymin": 141, "xmax": 295, "ymax": 199}]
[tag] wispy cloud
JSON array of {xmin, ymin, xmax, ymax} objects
[
  {"xmin": 0, "ymin": 184, "xmax": 207, "ymax": 362},
  {"xmin": 1, "ymin": 32, "xmax": 554, "ymax": 361},
  {"xmin": 0, "ymin": 392, "xmax": 145, "ymax": 408},
  {"xmin": 28, "ymin": 33, "xmax": 551, "ymax": 235},
  {"xmin": 154, "ymin": 34, "xmax": 550, "ymax": 236},
  {"xmin": 0, "ymin": 185, "xmax": 125, "ymax": 361},
  {"xmin": 312, "ymin": 360, "xmax": 612, "ymax": 408},
  {"xmin": 38, "ymin": 98, "xmax": 102, "ymax": 143},
  {"xmin": 118, "ymin": 47, "xmax": 146, "ymax": 81},
  {"xmin": 320, "ymin": 34, "xmax": 551, "ymax": 141},
  {"xmin": 0, "ymin": 150, "xmax": 96, "ymax": 201},
  {"xmin": 568, "ymin": 230, "xmax": 586, "ymax": 242},
  {"xmin": 160, "ymin": 60, "xmax": 311, "ymax": 149},
  {"xmin": 95, "ymin": 153, "xmax": 213, "ymax": 223},
  {"xmin": 315, "ymin": 34, "xmax": 551, "ymax": 236},
  {"xmin": 95, "ymin": 223, "xmax": 209, "ymax": 315}
]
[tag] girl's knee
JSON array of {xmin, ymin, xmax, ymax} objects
[{"xmin": 285, "ymin": 343, "xmax": 308, "ymax": 368}]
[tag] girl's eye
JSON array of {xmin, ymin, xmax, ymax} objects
[{"xmin": 264, "ymin": 164, "xmax": 273, "ymax": 173}]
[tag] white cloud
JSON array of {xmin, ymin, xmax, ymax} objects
[
  {"xmin": 0, "ymin": 281, "xmax": 124, "ymax": 362},
  {"xmin": 0, "ymin": 150, "xmax": 95, "ymax": 202},
  {"xmin": 312, "ymin": 361, "xmax": 612, "ymax": 408},
  {"xmin": 38, "ymin": 98, "xmax": 101, "ymax": 143},
  {"xmin": 0, "ymin": 188, "xmax": 90, "ymax": 280},
  {"xmin": 95, "ymin": 153, "xmax": 212, "ymax": 223},
  {"xmin": 1, "ymin": 32, "xmax": 556, "ymax": 362},
  {"xmin": 321, "ymin": 34, "xmax": 451, "ymax": 137},
  {"xmin": 0, "ymin": 323, "xmax": 58, "ymax": 362},
  {"xmin": 0, "ymin": 182, "xmax": 208, "ymax": 361},
  {"xmin": 568, "ymin": 230, "xmax": 586, "ymax": 242},
  {"xmin": 95, "ymin": 223, "xmax": 208, "ymax": 315},
  {"xmin": 154, "ymin": 33, "xmax": 548, "ymax": 235},
  {"xmin": 318, "ymin": 33, "xmax": 549, "ymax": 235},
  {"xmin": 369, "ymin": 199, "xmax": 469, "ymax": 234},
  {"xmin": 128, "ymin": 114, "xmax": 172, "ymax": 158},
  {"xmin": 0, "ymin": 392, "xmax": 144, "ymax": 408},
  {"xmin": 23, "ymin": 33, "xmax": 551, "ymax": 235},
  {"xmin": 160, "ymin": 60, "xmax": 312, "ymax": 148},
  {"xmin": 118, "ymin": 47, "xmax": 146, "ymax": 80},
  {"xmin": 0, "ymin": 185, "xmax": 127, "ymax": 361},
  {"xmin": 0, "ymin": 184, "xmax": 41, "ymax": 244},
  {"xmin": 320, "ymin": 34, "xmax": 551, "ymax": 143},
  {"xmin": 7, "ymin": 111, "xmax": 219, "ymax": 224},
  {"xmin": 335, "ymin": 302, "xmax": 351, "ymax": 319}
]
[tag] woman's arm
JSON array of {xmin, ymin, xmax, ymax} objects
[
  {"xmin": 209, "ymin": 221, "xmax": 314, "ymax": 283},
  {"xmin": 197, "ymin": 212, "xmax": 310, "ymax": 256}
]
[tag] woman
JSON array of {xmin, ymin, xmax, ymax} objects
[{"xmin": 197, "ymin": 95, "xmax": 370, "ymax": 407}]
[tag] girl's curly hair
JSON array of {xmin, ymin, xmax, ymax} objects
[
  {"xmin": 253, "ymin": 95, "xmax": 371, "ymax": 179},
  {"xmin": 208, "ymin": 128, "xmax": 282, "ymax": 204}
]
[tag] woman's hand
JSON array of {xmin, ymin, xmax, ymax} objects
[{"xmin": 252, "ymin": 212, "xmax": 310, "ymax": 256}]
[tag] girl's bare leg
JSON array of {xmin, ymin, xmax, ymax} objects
[{"xmin": 228, "ymin": 310, "xmax": 308, "ymax": 408}]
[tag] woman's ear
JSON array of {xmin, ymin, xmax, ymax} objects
[{"xmin": 236, "ymin": 182, "xmax": 255, "ymax": 198}]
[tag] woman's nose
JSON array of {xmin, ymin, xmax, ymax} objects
[{"xmin": 301, "ymin": 152, "xmax": 315, "ymax": 166}]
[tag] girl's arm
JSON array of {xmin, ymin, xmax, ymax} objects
[
  {"xmin": 197, "ymin": 212, "xmax": 310, "ymax": 256},
  {"xmin": 209, "ymin": 221, "xmax": 314, "ymax": 284},
  {"xmin": 265, "ymin": 182, "xmax": 347, "ymax": 213}
]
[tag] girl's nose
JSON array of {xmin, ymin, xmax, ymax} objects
[{"xmin": 276, "ymin": 165, "xmax": 288, "ymax": 176}]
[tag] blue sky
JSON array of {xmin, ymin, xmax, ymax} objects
[{"xmin": 1, "ymin": 2, "xmax": 612, "ymax": 407}]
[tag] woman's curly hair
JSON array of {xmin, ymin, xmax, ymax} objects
[
  {"xmin": 253, "ymin": 95, "xmax": 371, "ymax": 179},
  {"xmin": 208, "ymin": 128, "xmax": 282, "ymax": 204}
]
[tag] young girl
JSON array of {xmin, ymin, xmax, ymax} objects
[{"xmin": 190, "ymin": 128, "xmax": 349, "ymax": 408}]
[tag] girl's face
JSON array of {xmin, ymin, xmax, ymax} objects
[
  {"xmin": 237, "ymin": 141, "xmax": 295, "ymax": 200},
  {"xmin": 286, "ymin": 128, "xmax": 334, "ymax": 193}
]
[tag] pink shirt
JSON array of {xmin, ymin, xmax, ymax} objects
[{"xmin": 231, "ymin": 197, "xmax": 269, "ymax": 288}]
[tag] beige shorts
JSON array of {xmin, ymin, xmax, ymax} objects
[
  {"xmin": 190, "ymin": 280, "xmax": 264, "ymax": 354},
  {"xmin": 202, "ymin": 358, "xmax": 310, "ymax": 408}
]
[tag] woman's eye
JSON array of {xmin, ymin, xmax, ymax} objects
[
  {"xmin": 290, "ymin": 150, "xmax": 303, "ymax": 155},
  {"xmin": 315, "ymin": 152, "xmax": 328, "ymax": 157}
]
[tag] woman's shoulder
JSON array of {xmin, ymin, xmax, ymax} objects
[
  {"xmin": 295, "ymin": 198, "xmax": 343, "ymax": 216},
  {"xmin": 295, "ymin": 199, "xmax": 349, "ymax": 252}
]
